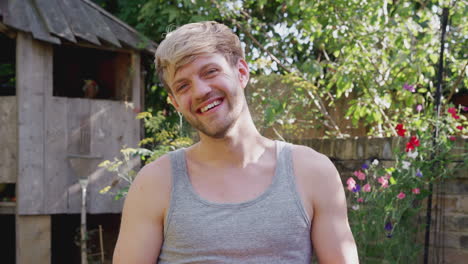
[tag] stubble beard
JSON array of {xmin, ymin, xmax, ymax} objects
[{"xmin": 186, "ymin": 94, "xmax": 243, "ymax": 139}]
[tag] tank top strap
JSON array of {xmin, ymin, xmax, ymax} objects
[
  {"xmin": 169, "ymin": 148, "xmax": 186, "ymax": 187},
  {"xmin": 275, "ymin": 141, "xmax": 311, "ymax": 226},
  {"xmin": 274, "ymin": 140, "xmax": 291, "ymax": 185},
  {"xmin": 165, "ymin": 148, "xmax": 190, "ymax": 235}
]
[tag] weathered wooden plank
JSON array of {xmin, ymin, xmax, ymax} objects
[
  {"xmin": 34, "ymin": 0, "xmax": 76, "ymax": 43},
  {"xmin": 16, "ymin": 32, "xmax": 51, "ymax": 215},
  {"xmin": 81, "ymin": 100, "xmax": 140, "ymax": 213},
  {"xmin": 80, "ymin": 1, "xmax": 121, "ymax": 48},
  {"xmin": 114, "ymin": 52, "xmax": 132, "ymax": 100},
  {"xmin": 0, "ymin": 97, "xmax": 17, "ymax": 183},
  {"xmin": 3, "ymin": 0, "xmax": 31, "ymax": 32},
  {"xmin": 102, "ymin": 15, "xmax": 141, "ymax": 50},
  {"xmin": 2, "ymin": 0, "xmax": 60, "ymax": 44},
  {"xmin": 0, "ymin": 201, "xmax": 16, "ymax": 214},
  {"xmin": 66, "ymin": 98, "xmax": 91, "ymax": 213},
  {"xmin": 131, "ymin": 53, "xmax": 142, "ymax": 110},
  {"xmin": 87, "ymin": 100, "xmax": 122, "ymax": 213},
  {"xmin": 25, "ymin": 0, "xmax": 61, "ymax": 44},
  {"xmin": 43, "ymin": 96, "xmax": 73, "ymax": 213},
  {"xmin": 0, "ymin": 0, "xmax": 6, "ymax": 16},
  {"xmin": 59, "ymin": 0, "xmax": 101, "ymax": 45},
  {"xmin": 16, "ymin": 215, "xmax": 51, "ymax": 264}
]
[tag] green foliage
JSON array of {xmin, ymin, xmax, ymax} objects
[{"xmin": 95, "ymin": 0, "xmax": 466, "ymax": 136}]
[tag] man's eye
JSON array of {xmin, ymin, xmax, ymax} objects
[
  {"xmin": 205, "ymin": 69, "xmax": 218, "ymax": 76},
  {"xmin": 177, "ymin": 84, "xmax": 188, "ymax": 92}
]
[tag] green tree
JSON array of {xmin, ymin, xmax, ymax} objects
[{"xmin": 95, "ymin": 0, "xmax": 467, "ymax": 138}]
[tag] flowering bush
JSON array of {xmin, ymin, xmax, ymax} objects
[{"xmin": 347, "ymin": 104, "xmax": 468, "ymax": 262}]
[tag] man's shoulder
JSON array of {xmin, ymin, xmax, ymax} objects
[
  {"xmin": 128, "ymin": 153, "xmax": 173, "ymax": 200},
  {"xmin": 135, "ymin": 153, "xmax": 172, "ymax": 182},
  {"xmin": 290, "ymin": 143, "xmax": 343, "ymax": 207},
  {"xmin": 289, "ymin": 143, "xmax": 337, "ymax": 177}
]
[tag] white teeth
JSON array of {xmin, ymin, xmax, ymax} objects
[{"xmin": 200, "ymin": 100, "xmax": 221, "ymax": 113}]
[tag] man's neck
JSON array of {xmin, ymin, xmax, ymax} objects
[{"xmin": 189, "ymin": 114, "xmax": 275, "ymax": 169}]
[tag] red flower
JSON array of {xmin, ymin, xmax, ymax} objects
[
  {"xmin": 448, "ymin": 107, "xmax": 461, "ymax": 119},
  {"xmin": 405, "ymin": 136, "xmax": 420, "ymax": 152},
  {"xmin": 449, "ymin": 136, "xmax": 456, "ymax": 141},
  {"xmin": 395, "ymin": 124, "xmax": 406, "ymax": 137},
  {"xmin": 411, "ymin": 136, "xmax": 420, "ymax": 146},
  {"xmin": 456, "ymin": 125, "xmax": 463, "ymax": 131}
]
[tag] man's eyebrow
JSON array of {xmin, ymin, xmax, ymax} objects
[{"xmin": 199, "ymin": 63, "xmax": 220, "ymax": 72}]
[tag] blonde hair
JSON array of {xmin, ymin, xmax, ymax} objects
[{"xmin": 154, "ymin": 21, "xmax": 245, "ymax": 93}]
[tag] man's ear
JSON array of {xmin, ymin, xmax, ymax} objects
[
  {"xmin": 168, "ymin": 94, "xmax": 180, "ymax": 110},
  {"xmin": 237, "ymin": 59, "xmax": 250, "ymax": 89}
]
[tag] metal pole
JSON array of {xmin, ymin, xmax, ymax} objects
[
  {"xmin": 80, "ymin": 179, "xmax": 89, "ymax": 264},
  {"xmin": 423, "ymin": 7, "xmax": 449, "ymax": 264}
]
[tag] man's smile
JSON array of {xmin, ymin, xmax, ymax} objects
[{"xmin": 196, "ymin": 98, "xmax": 224, "ymax": 115}]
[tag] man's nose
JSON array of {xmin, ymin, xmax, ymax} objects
[{"xmin": 192, "ymin": 78, "xmax": 212, "ymax": 100}]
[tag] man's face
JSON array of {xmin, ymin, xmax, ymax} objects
[{"xmin": 168, "ymin": 53, "xmax": 249, "ymax": 138}]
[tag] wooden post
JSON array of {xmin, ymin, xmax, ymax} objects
[
  {"xmin": 16, "ymin": 31, "xmax": 52, "ymax": 263},
  {"xmin": 99, "ymin": 225, "xmax": 105, "ymax": 263},
  {"xmin": 16, "ymin": 215, "xmax": 51, "ymax": 264},
  {"xmin": 16, "ymin": 31, "xmax": 51, "ymax": 213}
]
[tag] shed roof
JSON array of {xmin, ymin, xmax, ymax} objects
[{"xmin": 0, "ymin": 0, "xmax": 156, "ymax": 53}]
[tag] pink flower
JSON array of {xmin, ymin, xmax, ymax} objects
[
  {"xmin": 397, "ymin": 192, "xmax": 406, "ymax": 199},
  {"xmin": 363, "ymin": 183, "xmax": 371, "ymax": 192},
  {"xmin": 347, "ymin": 177, "xmax": 356, "ymax": 191},
  {"xmin": 412, "ymin": 188, "xmax": 420, "ymax": 194},
  {"xmin": 378, "ymin": 176, "xmax": 389, "ymax": 188},
  {"xmin": 449, "ymin": 136, "xmax": 456, "ymax": 141},
  {"xmin": 416, "ymin": 104, "xmax": 423, "ymax": 112},
  {"xmin": 403, "ymin": 83, "xmax": 415, "ymax": 92},
  {"xmin": 456, "ymin": 125, "xmax": 463, "ymax": 131},
  {"xmin": 354, "ymin": 170, "xmax": 366, "ymax": 180},
  {"xmin": 357, "ymin": 198, "xmax": 364, "ymax": 203}
]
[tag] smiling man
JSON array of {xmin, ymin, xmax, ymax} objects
[{"xmin": 113, "ymin": 21, "xmax": 358, "ymax": 264}]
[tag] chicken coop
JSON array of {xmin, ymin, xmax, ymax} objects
[{"xmin": 0, "ymin": 0, "xmax": 156, "ymax": 263}]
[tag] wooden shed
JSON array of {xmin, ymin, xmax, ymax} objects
[{"xmin": 0, "ymin": 0, "xmax": 156, "ymax": 263}]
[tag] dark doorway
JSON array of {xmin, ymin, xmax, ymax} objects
[
  {"xmin": 51, "ymin": 214, "xmax": 121, "ymax": 264},
  {"xmin": 0, "ymin": 33, "xmax": 16, "ymax": 96}
]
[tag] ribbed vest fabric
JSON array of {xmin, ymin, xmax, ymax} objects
[{"xmin": 158, "ymin": 141, "xmax": 312, "ymax": 264}]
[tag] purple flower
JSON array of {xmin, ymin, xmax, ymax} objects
[
  {"xmin": 361, "ymin": 163, "xmax": 369, "ymax": 170},
  {"xmin": 403, "ymin": 83, "xmax": 415, "ymax": 92},
  {"xmin": 385, "ymin": 222, "xmax": 393, "ymax": 231},
  {"xmin": 416, "ymin": 104, "xmax": 423, "ymax": 112},
  {"xmin": 463, "ymin": 106, "xmax": 468, "ymax": 111},
  {"xmin": 416, "ymin": 169, "xmax": 423, "ymax": 177},
  {"xmin": 352, "ymin": 184, "xmax": 361, "ymax": 193}
]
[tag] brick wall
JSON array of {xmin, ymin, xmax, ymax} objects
[{"xmin": 292, "ymin": 137, "xmax": 468, "ymax": 263}]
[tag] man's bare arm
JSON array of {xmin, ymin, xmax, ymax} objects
[
  {"xmin": 294, "ymin": 146, "xmax": 359, "ymax": 263},
  {"xmin": 113, "ymin": 155, "xmax": 172, "ymax": 264}
]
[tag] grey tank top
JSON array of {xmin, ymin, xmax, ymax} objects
[{"xmin": 158, "ymin": 141, "xmax": 312, "ymax": 264}]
